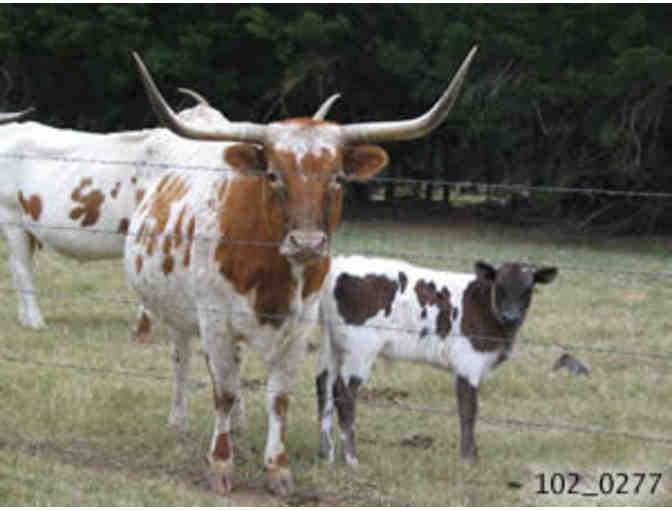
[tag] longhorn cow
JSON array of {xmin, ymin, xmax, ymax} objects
[{"xmin": 125, "ymin": 46, "xmax": 477, "ymax": 495}]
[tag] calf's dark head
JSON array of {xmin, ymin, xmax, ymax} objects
[
  {"xmin": 475, "ymin": 261, "xmax": 557, "ymax": 329},
  {"xmin": 132, "ymin": 47, "xmax": 477, "ymax": 264}
]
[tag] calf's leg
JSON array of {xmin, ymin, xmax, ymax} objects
[
  {"xmin": 333, "ymin": 373, "xmax": 362, "ymax": 466},
  {"xmin": 456, "ymin": 375, "xmax": 479, "ymax": 460}
]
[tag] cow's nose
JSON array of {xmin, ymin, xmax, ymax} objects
[{"xmin": 281, "ymin": 229, "xmax": 328, "ymax": 261}]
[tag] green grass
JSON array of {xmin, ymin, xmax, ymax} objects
[{"xmin": 1, "ymin": 216, "xmax": 671, "ymax": 505}]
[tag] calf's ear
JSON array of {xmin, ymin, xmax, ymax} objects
[
  {"xmin": 223, "ymin": 143, "xmax": 267, "ymax": 174},
  {"xmin": 474, "ymin": 261, "xmax": 496, "ymax": 281},
  {"xmin": 533, "ymin": 266, "xmax": 557, "ymax": 284},
  {"xmin": 344, "ymin": 145, "xmax": 389, "ymax": 181}
]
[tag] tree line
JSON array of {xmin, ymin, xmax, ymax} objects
[{"xmin": 2, "ymin": 5, "xmax": 672, "ymax": 231}]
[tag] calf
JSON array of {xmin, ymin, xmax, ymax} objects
[{"xmin": 317, "ymin": 255, "xmax": 557, "ymax": 465}]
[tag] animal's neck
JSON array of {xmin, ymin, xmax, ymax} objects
[{"xmin": 461, "ymin": 280, "xmax": 517, "ymax": 350}]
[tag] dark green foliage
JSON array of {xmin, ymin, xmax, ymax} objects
[{"xmin": 2, "ymin": 5, "xmax": 672, "ymax": 230}]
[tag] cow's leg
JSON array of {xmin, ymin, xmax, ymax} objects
[
  {"xmin": 263, "ymin": 336, "xmax": 308, "ymax": 496},
  {"xmin": 167, "ymin": 327, "xmax": 191, "ymax": 432},
  {"xmin": 0, "ymin": 224, "xmax": 44, "ymax": 328},
  {"xmin": 133, "ymin": 305, "xmax": 153, "ymax": 343},
  {"xmin": 201, "ymin": 324, "xmax": 241, "ymax": 493},
  {"xmin": 229, "ymin": 342, "xmax": 247, "ymax": 434},
  {"xmin": 456, "ymin": 375, "xmax": 479, "ymax": 460}
]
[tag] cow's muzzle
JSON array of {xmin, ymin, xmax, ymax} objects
[{"xmin": 280, "ymin": 229, "xmax": 329, "ymax": 262}]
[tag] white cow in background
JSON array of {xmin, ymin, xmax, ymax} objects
[{"xmin": 0, "ymin": 93, "xmax": 341, "ymax": 339}]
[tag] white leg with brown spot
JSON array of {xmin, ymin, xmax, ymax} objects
[
  {"xmin": 1, "ymin": 224, "xmax": 44, "ymax": 328},
  {"xmin": 200, "ymin": 318, "xmax": 242, "ymax": 494},
  {"xmin": 263, "ymin": 334, "xmax": 308, "ymax": 497},
  {"xmin": 167, "ymin": 327, "xmax": 192, "ymax": 432}
]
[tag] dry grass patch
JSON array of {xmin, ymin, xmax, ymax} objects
[{"xmin": 1, "ymin": 218, "xmax": 671, "ymax": 505}]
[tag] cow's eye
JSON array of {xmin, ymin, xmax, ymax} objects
[{"xmin": 267, "ymin": 171, "xmax": 284, "ymax": 188}]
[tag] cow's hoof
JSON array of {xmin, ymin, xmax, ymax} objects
[{"xmin": 267, "ymin": 474, "xmax": 294, "ymax": 497}]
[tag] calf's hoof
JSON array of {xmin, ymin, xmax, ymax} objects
[{"xmin": 318, "ymin": 431, "xmax": 335, "ymax": 463}]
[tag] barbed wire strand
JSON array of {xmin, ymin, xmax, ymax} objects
[
  {"xmin": 2, "ymin": 350, "xmax": 671, "ymax": 448},
  {"xmin": 1, "ymin": 218, "xmax": 671, "ymax": 282},
  {"xmin": 1, "ymin": 285, "xmax": 670, "ymax": 361},
  {"xmin": 2, "ymin": 151, "xmax": 672, "ymax": 200}
]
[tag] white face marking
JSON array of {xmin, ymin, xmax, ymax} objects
[{"xmin": 268, "ymin": 122, "xmax": 340, "ymax": 172}]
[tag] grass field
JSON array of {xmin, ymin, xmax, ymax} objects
[{"xmin": 1, "ymin": 215, "xmax": 671, "ymax": 506}]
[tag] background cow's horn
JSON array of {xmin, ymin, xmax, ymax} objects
[
  {"xmin": 177, "ymin": 87, "xmax": 210, "ymax": 106},
  {"xmin": 132, "ymin": 52, "xmax": 267, "ymax": 143},
  {"xmin": 340, "ymin": 46, "xmax": 477, "ymax": 143},
  {"xmin": 0, "ymin": 107, "xmax": 35, "ymax": 124},
  {"xmin": 313, "ymin": 93, "xmax": 341, "ymax": 120}
]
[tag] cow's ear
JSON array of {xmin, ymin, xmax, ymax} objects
[
  {"xmin": 534, "ymin": 266, "xmax": 557, "ymax": 284},
  {"xmin": 343, "ymin": 145, "xmax": 389, "ymax": 182},
  {"xmin": 475, "ymin": 261, "xmax": 496, "ymax": 281},
  {"xmin": 223, "ymin": 143, "xmax": 267, "ymax": 173}
]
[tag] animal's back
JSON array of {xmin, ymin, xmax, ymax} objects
[{"xmin": 322, "ymin": 255, "xmax": 475, "ymax": 353}]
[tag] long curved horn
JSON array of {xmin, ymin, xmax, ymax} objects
[
  {"xmin": 341, "ymin": 46, "xmax": 477, "ymax": 143},
  {"xmin": 177, "ymin": 87, "xmax": 210, "ymax": 106},
  {"xmin": 0, "ymin": 107, "xmax": 35, "ymax": 124},
  {"xmin": 132, "ymin": 52, "xmax": 267, "ymax": 143},
  {"xmin": 313, "ymin": 93, "xmax": 341, "ymax": 120}
]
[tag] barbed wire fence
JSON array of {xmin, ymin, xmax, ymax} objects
[{"xmin": 1, "ymin": 151, "xmax": 672, "ymax": 479}]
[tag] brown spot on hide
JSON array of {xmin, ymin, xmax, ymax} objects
[
  {"xmin": 18, "ymin": 191, "xmax": 42, "ymax": 221},
  {"xmin": 162, "ymin": 254, "xmax": 174, "ymax": 275},
  {"xmin": 398, "ymin": 272, "xmax": 408, "ymax": 293},
  {"xmin": 135, "ymin": 254, "xmax": 143, "ymax": 273},
  {"xmin": 135, "ymin": 222, "xmax": 146, "ymax": 244},
  {"xmin": 316, "ymin": 370, "xmax": 328, "ymax": 418},
  {"xmin": 118, "ymin": 217, "xmax": 129, "ymax": 234},
  {"xmin": 414, "ymin": 279, "xmax": 453, "ymax": 338},
  {"xmin": 274, "ymin": 452, "xmax": 288, "ymax": 467},
  {"xmin": 461, "ymin": 279, "xmax": 515, "ymax": 351},
  {"xmin": 214, "ymin": 390, "xmax": 236, "ymax": 414},
  {"xmin": 131, "ymin": 176, "xmax": 138, "ymax": 184},
  {"xmin": 110, "ymin": 181, "xmax": 121, "ymax": 198},
  {"xmin": 69, "ymin": 178, "xmax": 104, "ymax": 227},
  {"xmin": 137, "ymin": 174, "xmax": 189, "ymax": 257},
  {"xmin": 136, "ymin": 312, "xmax": 151, "ymax": 343},
  {"xmin": 162, "ymin": 235, "xmax": 172, "ymax": 255},
  {"xmin": 214, "ymin": 178, "xmax": 298, "ymax": 328},
  {"xmin": 274, "ymin": 394, "xmax": 289, "ymax": 442},
  {"xmin": 303, "ymin": 258, "xmax": 330, "ymax": 299},
  {"xmin": 135, "ymin": 188, "xmax": 145, "ymax": 206},
  {"xmin": 27, "ymin": 232, "xmax": 43, "ymax": 254},
  {"xmin": 213, "ymin": 432, "xmax": 231, "ymax": 461},
  {"xmin": 333, "ymin": 273, "xmax": 398, "ymax": 325},
  {"xmin": 183, "ymin": 216, "xmax": 195, "ymax": 267}
]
